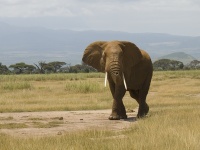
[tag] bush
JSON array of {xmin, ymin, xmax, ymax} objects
[{"xmin": 184, "ymin": 60, "xmax": 200, "ymax": 70}]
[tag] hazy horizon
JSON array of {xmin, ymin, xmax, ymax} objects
[{"xmin": 1, "ymin": 0, "xmax": 200, "ymax": 66}]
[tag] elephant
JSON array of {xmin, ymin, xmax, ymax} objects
[{"xmin": 82, "ymin": 41, "xmax": 153, "ymax": 120}]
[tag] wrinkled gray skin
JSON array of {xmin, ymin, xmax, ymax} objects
[{"xmin": 82, "ymin": 41, "xmax": 153, "ymax": 120}]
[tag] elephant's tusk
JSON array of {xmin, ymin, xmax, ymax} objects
[
  {"xmin": 123, "ymin": 73, "xmax": 127, "ymax": 90},
  {"xmin": 105, "ymin": 72, "xmax": 107, "ymax": 87}
]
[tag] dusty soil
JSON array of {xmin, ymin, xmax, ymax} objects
[{"xmin": 0, "ymin": 109, "xmax": 137, "ymax": 137}]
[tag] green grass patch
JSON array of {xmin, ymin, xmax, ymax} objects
[
  {"xmin": 65, "ymin": 80, "xmax": 105, "ymax": 93},
  {"xmin": 153, "ymin": 70, "xmax": 200, "ymax": 80},
  {"xmin": 28, "ymin": 118, "xmax": 44, "ymax": 121},
  {"xmin": 0, "ymin": 116, "xmax": 13, "ymax": 120},
  {"xmin": 1, "ymin": 82, "xmax": 32, "ymax": 91},
  {"xmin": 0, "ymin": 123, "xmax": 27, "ymax": 129},
  {"xmin": 0, "ymin": 73, "xmax": 89, "ymax": 82},
  {"xmin": 32, "ymin": 121, "xmax": 63, "ymax": 128}
]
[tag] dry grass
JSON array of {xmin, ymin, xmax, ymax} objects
[
  {"xmin": 0, "ymin": 73, "xmax": 136, "ymax": 112},
  {"xmin": 0, "ymin": 73, "xmax": 117, "ymax": 112},
  {"xmin": 0, "ymin": 71, "xmax": 200, "ymax": 150}
]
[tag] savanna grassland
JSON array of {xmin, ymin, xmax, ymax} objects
[{"xmin": 0, "ymin": 71, "xmax": 200, "ymax": 150}]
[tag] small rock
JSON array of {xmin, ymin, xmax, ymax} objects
[
  {"xmin": 57, "ymin": 131, "xmax": 62, "ymax": 135},
  {"xmin": 59, "ymin": 117, "xmax": 63, "ymax": 120}
]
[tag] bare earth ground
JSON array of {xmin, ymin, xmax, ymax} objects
[{"xmin": 0, "ymin": 109, "xmax": 138, "ymax": 137}]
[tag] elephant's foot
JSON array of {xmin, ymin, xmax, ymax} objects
[
  {"xmin": 109, "ymin": 104, "xmax": 127, "ymax": 120},
  {"xmin": 137, "ymin": 112, "xmax": 147, "ymax": 118},
  {"xmin": 137, "ymin": 103, "xmax": 149, "ymax": 118},
  {"xmin": 108, "ymin": 113, "xmax": 127, "ymax": 120},
  {"xmin": 109, "ymin": 114, "xmax": 120, "ymax": 120}
]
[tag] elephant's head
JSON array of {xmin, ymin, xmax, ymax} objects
[{"xmin": 82, "ymin": 41, "xmax": 142, "ymax": 89}]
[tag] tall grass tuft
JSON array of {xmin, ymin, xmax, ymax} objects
[
  {"xmin": 1, "ymin": 82, "xmax": 33, "ymax": 90},
  {"xmin": 0, "ymin": 73, "xmax": 87, "ymax": 82},
  {"xmin": 153, "ymin": 70, "xmax": 200, "ymax": 80},
  {"xmin": 65, "ymin": 80, "xmax": 104, "ymax": 93}
]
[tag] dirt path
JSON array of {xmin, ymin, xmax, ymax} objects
[{"xmin": 0, "ymin": 109, "xmax": 137, "ymax": 137}]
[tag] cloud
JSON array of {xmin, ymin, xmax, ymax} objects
[
  {"xmin": 0, "ymin": 0, "xmax": 75, "ymax": 17},
  {"xmin": 0, "ymin": 0, "xmax": 199, "ymax": 35},
  {"xmin": 0, "ymin": 0, "xmax": 199, "ymax": 18}
]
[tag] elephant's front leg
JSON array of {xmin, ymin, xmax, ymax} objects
[{"xmin": 108, "ymin": 80, "xmax": 127, "ymax": 120}]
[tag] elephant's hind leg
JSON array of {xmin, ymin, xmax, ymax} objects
[
  {"xmin": 129, "ymin": 89, "xmax": 149, "ymax": 118},
  {"xmin": 137, "ymin": 94, "xmax": 149, "ymax": 118}
]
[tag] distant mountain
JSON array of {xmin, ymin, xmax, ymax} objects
[
  {"xmin": 158, "ymin": 52, "xmax": 196, "ymax": 64},
  {"xmin": 0, "ymin": 22, "xmax": 200, "ymax": 65}
]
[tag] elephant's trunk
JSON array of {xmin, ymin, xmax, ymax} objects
[
  {"xmin": 104, "ymin": 60, "xmax": 127, "ymax": 90},
  {"xmin": 109, "ymin": 61, "xmax": 121, "ymax": 76}
]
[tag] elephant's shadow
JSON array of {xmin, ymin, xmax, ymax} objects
[{"xmin": 121, "ymin": 117, "xmax": 137, "ymax": 122}]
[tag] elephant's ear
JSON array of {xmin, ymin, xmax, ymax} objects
[
  {"xmin": 82, "ymin": 41, "xmax": 106, "ymax": 72},
  {"xmin": 120, "ymin": 41, "xmax": 143, "ymax": 68}
]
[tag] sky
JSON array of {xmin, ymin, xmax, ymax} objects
[{"xmin": 0, "ymin": 0, "xmax": 200, "ymax": 36}]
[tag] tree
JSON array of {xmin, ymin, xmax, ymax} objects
[
  {"xmin": 69, "ymin": 65, "xmax": 78, "ymax": 73},
  {"xmin": 34, "ymin": 61, "xmax": 47, "ymax": 74},
  {"xmin": 68, "ymin": 63, "xmax": 97, "ymax": 73},
  {"xmin": 0, "ymin": 63, "xmax": 10, "ymax": 74},
  {"xmin": 59, "ymin": 63, "xmax": 71, "ymax": 73},
  {"xmin": 184, "ymin": 60, "xmax": 200, "ymax": 70},
  {"xmin": 34, "ymin": 61, "xmax": 67, "ymax": 73},
  {"xmin": 44, "ymin": 61, "xmax": 66, "ymax": 73},
  {"xmin": 9, "ymin": 62, "xmax": 36, "ymax": 74},
  {"xmin": 81, "ymin": 62, "xmax": 97, "ymax": 73},
  {"xmin": 153, "ymin": 59, "xmax": 184, "ymax": 71}
]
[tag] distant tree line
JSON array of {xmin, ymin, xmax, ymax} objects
[
  {"xmin": 0, "ymin": 61, "xmax": 97, "ymax": 74},
  {"xmin": 1, "ymin": 59, "xmax": 200, "ymax": 74},
  {"xmin": 153, "ymin": 59, "xmax": 200, "ymax": 71}
]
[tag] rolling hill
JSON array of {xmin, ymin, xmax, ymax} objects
[{"xmin": 158, "ymin": 52, "xmax": 196, "ymax": 64}]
